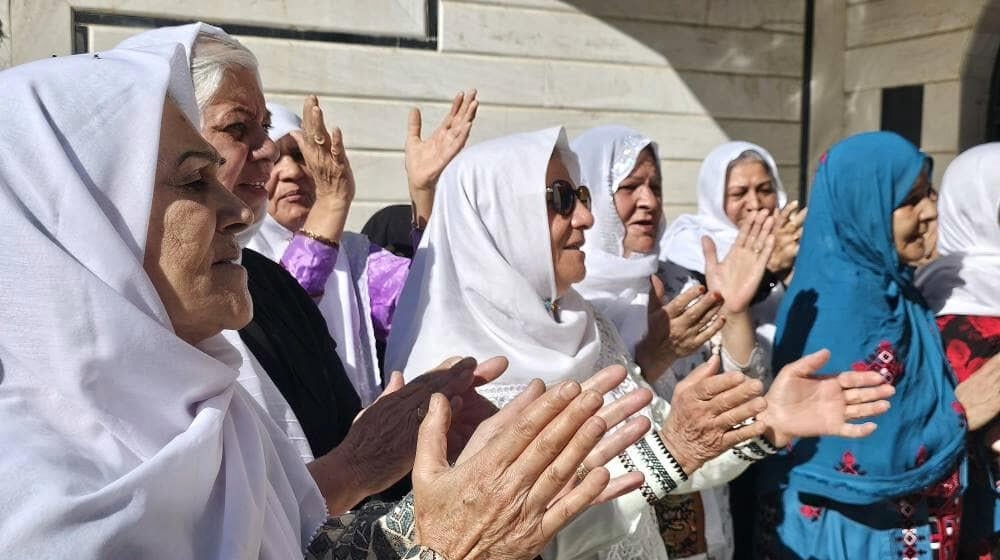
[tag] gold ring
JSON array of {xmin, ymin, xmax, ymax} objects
[
  {"xmin": 313, "ymin": 134, "xmax": 326, "ymax": 145},
  {"xmin": 575, "ymin": 463, "xmax": 590, "ymax": 483}
]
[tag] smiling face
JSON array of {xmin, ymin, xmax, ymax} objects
[
  {"xmin": 547, "ymin": 154, "xmax": 595, "ymax": 297},
  {"xmin": 724, "ymin": 158, "xmax": 779, "ymax": 227},
  {"xmin": 267, "ymin": 134, "xmax": 317, "ymax": 231},
  {"xmin": 614, "ymin": 146, "xmax": 662, "ymax": 257},
  {"xmin": 145, "ymin": 99, "xmax": 255, "ymax": 345},
  {"xmin": 199, "ymin": 66, "xmax": 277, "ymax": 224},
  {"xmin": 892, "ymin": 169, "xmax": 938, "ymax": 266}
]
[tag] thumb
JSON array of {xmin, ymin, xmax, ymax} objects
[
  {"xmin": 648, "ymin": 274, "xmax": 666, "ymax": 314},
  {"xmin": 781, "ymin": 349, "xmax": 831, "ymax": 379},
  {"xmin": 686, "ymin": 354, "xmax": 722, "ymax": 384},
  {"xmin": 701, "ymin": 236, "xmax": 719, "ymax": 268},
  {"xmin": 407, "ymin": 107, "xmax": 422, "ymax": 142},
  {"xmin": 413, "ymin": 393, "xmax": 452, "ymax": 481},
  {"xmin": 383, "ymin": 371, "xmax": 405, "ymax": 395}
]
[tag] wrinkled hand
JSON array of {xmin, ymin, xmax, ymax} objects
[
  {"xmin": 758, "ymin": 349, "xmax": 895, "ymax": 448},
  {"xmin": 768, "ymin": 201, "xmax": 806, "ymax": 277},
  {"xmin": 635, "ymin": 277, "xmax": 724, "ymax": 382},
  {"xmin": 954, "ymin": 353, "xmax": 1000, "ymax": 430},
  {"xmin": 660, "ymin": 356, "xmax": 768, "ymax": 474},
  {"xmin": 704, "ymin": 208, "xmax": 775, "ymax": 313},
  {"xmin": 291, "ymin": 95, "xmax": 356, "ymax": 210},
  {"xmin": 413, "ymin": 375, "xmax": 647, "ymax": 559}
]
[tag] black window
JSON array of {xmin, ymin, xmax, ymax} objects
[{"xmin": 881, "ymin": 85, "xmax": 924, "ymax": 146}]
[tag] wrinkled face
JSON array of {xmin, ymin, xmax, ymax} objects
[
  {"xmin": 724, "ymin": 160, "xmax": 779, "ymax": 227},
  {"xmin": 199, "ymin": 66, "xmax": 277, "ymax": 224},
  {"xmin": 145, "ymin": 100, "xmax": 255, "ymax": 345},
  {"xmin": 892, "ymin": 170, "xmax": 937, "ymax": 266},
  {"xmin": 548, "ymin": 154, "xmax": 595, "ymax": 297},
  {"xmin": 267, "ymin": 134, "xmax": 317, "ymax": 231},
  {"xmin": 614, "ymin": 147, "xmax": 662, "ymax": 257}
]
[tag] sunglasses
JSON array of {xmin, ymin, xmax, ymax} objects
[{"xmin": 546, "ymin": 180, "xmax": 591, "ymax": 216}]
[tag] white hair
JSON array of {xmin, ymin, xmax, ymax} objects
[{"xmin": 190, "ymin": 31, "xmax": 261, "ymax": 112}]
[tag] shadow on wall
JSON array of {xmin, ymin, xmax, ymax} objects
[{"xmin": 557, "ymin": 0, "xmax": 806, "ymax": 197}]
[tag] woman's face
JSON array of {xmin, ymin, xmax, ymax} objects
[
  {"xmin": 892, "ymin": 170, "xmax": 938, "ymax": 266},
  {"xmin": 724, "ymin": 160, "xmax": 778, "ymax": 227},
  {"xmin": 199, "ymin": 66, "xmax": 277, "ymax": 223},
  {"xmin": 145, "ymin": 100, "xmax": 255, "ymax": 345},
  {"xmin": 267, "ymin": 135, "xmax": 317, "ymax": 231},
  {"xmin": 548, "ymin": 155, "xmax": 594, "ymax": 297},
  {"xmin": 614, "ymin": 146, "xmax": 662, "ymax": 257}
]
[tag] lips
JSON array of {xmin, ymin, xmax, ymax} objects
[{"xmin": 213, "ymin": 243, "xmax": 242, "ymax": 265}]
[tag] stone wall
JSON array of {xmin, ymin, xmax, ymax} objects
[{"xmin": 9, "ymin": 0, "xmax": 805, "ymax": 229}]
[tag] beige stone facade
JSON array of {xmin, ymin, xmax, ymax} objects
[{"xmin": 2, "ymin": 1, "xmax": 995, "ymax": 228}]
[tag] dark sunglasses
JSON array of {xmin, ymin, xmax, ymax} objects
[{"xmin": 546, "ymin": 180, "xmax": 591, "ymax": 216}]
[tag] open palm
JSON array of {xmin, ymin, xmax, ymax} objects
[{"xmin": 703, "ymin": 209, "xmax": 774, "ymax": 313}]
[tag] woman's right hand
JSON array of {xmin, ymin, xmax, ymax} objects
[
  {"xmin": 659, "ymin": 356, "xmax": 767, "ymax": 474},
  {"xmin": 411, "ymin": 372, "xmax": 649, "ymax": 560},
  {"xmin": 634, "ymin": 277, "xmax": 725, "ymax": 382},
  {"xmin": 768, "ymin": 200, "xmax": 806, "ymax": 279}
]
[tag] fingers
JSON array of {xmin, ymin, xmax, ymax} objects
[
  {"xmin": 591, "ymin": 471, "xmax": 644, "ymax": 506},
  {"xmin": 701, "ymin": 236, "xmax": 719, "ymax": 269},
  {"xmin": 719, "ymin": 419, "xmax": 768, "ymax": 448},
  {"xmin": 585, "ymin": 415, "xmax": 651, "ymax": 468},
  {"xmin": 675, "ymin": 355, "xmax": 722, "ymax": 392},
  {"xmin": 383, "ymin": 371, "xmax": 405, "ymax": 396},
  {"xmin": 837, "ymin": 369, "xmax": 894, "ymax": 390},
  {"xmin": 696, "ymin": 372, "xmax": 760, "ymax": 403},
  {"xmin": 836, "ymin": 421, "xmax": 878, "ymax": 439},
  {"xmin": 844, "ymin": 400, "xmax": 891, "ymax": 421},
  {"xmin": 687, "ymin": 314, "xmax": 725, "ymax": 349},
  {"xmin": 516, "ymin": 389, "xmax": 604, "ymax": 484},
  {"xmin": 446, "ymin": 90, "xmax": 463, "ymax": 120},
  {"xmin": 489, "ymin": 380, "xmax": 582, "ymax": 465},
  {"xmin": 714, "ymin": 394, "xmax": 767, "ymax": 428},
  {"xmin": 648, "ymin": 274, "xmax": 667, "ymax": 314},
  {"xmin": 842, "ymin": 384, "xmax": 896, "ymax": 405},
  {"xmin": 595, "ymin": 387, "xmax": 653, "ymax": 428},
  {"xmin": 734, "ymin": 210, "xmax": 753, "ymax": 248},
  {"xmin": 329, "ymin": 126, "xmax": 345, "ymax": 157},
  {"xmin": 407, "ymin": 107, "xmax": 422, "ymax": 141},
  {"xmin": 472, "ymin": 356, "xmax": 509, "ymax": 387},
  {"xmin": 581, "ymin": 364, "xmax": 627, "ymax": 395},
  {"xmin": 540, "ymin": 466, "xmax": 610, "ymax": 539},
  {"xmin": 413, "ymin": 393, "xmax": 453, "ymax": 480},
  {"xmin": 663, "ymin": 283, "xmax": 706, "ymax": 319},
  {"xmin": 676, "ymin": 290, "xmax": 723, "ymax": 331},
  {"xmin": 302, "ymin": 97, "xmax": 331, "ymax": 148},
  {"xmin": 777, "ymin": 349, "xmax": 831, "ymax": 380}
]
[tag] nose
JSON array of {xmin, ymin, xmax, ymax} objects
[
  {"xmin": 744, "ymin": 191, "xmax": 762, "ymax": 212},
  {"xmin": 635, "ymin": 184, "xmax": 659, "ymax": 209},
  {"xmin": 572, "ymin": 197, "xmax": 595, "ymax": 230},
  {"xmin": 216, "ymin": 184, "xmax": 254, "ymax": 236},
  {"xmin": 277, "ymin": 156, "xmax": 305, "ymax": 181},
  {"xmin": 254, "ymin": 134, "xmax": 279, "ymax": 165}
]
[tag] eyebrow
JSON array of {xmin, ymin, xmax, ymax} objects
[{"xmin": 176, "ymin": 149, "xmax": 223, "ymax": 167}]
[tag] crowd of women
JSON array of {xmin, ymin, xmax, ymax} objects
[{"xmin": 0, "ymin": 21, "xmax": 997, "ymax": 560}]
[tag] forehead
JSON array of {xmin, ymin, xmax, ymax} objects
[
  {"xmin": 726, "ymin": 160, "xmax": 771, "ymax": 185},
  {"xmin": 203, "ymin": 66, "xmax": 266, "ymax": 119},
  {"xmin": 546, "ymin": 153, "xmax": 571, "ymax": 183},
  {"xmin": 160, "ymin": 99, "xmax": 214, "ymax": 157}
]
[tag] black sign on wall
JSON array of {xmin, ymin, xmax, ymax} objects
[{"xmin": 880, "ymin": 85, "xmax": 924, "ymax": 147}]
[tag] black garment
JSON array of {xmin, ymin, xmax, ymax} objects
[
  {"xmin": 238, "ymin": 248, "xmax": 361, "ymax": 457},
  {"xmin": 361, "ymin": 204, "xmax": 414, "ymax": 259}
]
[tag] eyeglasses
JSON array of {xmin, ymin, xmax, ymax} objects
[{"xmin": 546, "ymin": 180, "xmax": 591, "ymax": 216}]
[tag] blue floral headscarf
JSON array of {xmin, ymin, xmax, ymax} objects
[{"xmin": 768, "ymin": 131, "xmax": 965, "ymax": 504}]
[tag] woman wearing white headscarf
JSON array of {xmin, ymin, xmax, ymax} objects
[
  {"xmin": 572, "ymin": 127, "xmax": 783, "ymax": 560},
  {"xmin": 916, "ymin": 143, "xmax": 1000, "ymax": 558},
  {"xmin": 0, "ymin": 41, "xmax": 685, "ymax": 560},
  {"xmin": 386, "ymin": 127, "xmax": 895, "ymax": 560}
]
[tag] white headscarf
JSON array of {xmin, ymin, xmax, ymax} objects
[
  {"xmin": 659, "ymin": 141, "xmax": 787, "ymax": 272},
  {"xmin": 248, "ymin": 101, "xmax": 382, "ymax": 406},
  {"xmin": 0, "ymin": 44, "xmax": 324, "ymax": 559},
  {"xmin": 917, "ymin": 143, "xmax": 1000, "ymax": 317},
  {"xmin": 386, "ymin": 127, "xmax": 602, "ymax": 386},
  {"xmin": 571, "ymin": 125, "xmax": 662, "ymax": 351},
  {"xmin": 119, "ymin": 26, "xmax": 320, "ymax": 459}
]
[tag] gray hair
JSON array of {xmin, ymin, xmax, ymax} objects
[
  {"xmin": 190, "ymin": 31, "xmax": 261, "ymax": 112},
  {"xmin": 726, "ymin": 149, "xmax": 776, "ymax": 183}
]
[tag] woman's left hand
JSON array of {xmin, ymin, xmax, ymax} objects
[
  {"xmin": 768, "ymin": 201, "xmax": 806, "ymax": 278},
  {"xmin": 758, "ymin": 349, "xmax": 896, "ymax": 448},
  {"xmin": 703, "ymin": 208, "xmax": 775, "ymax": 314}
]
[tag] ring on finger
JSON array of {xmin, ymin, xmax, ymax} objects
[
  {"xmin": 575, "ymin": 463, "xmax": 590, "ymax": 484},
  {"xmin": 313, "ymin": 134, "xmax": 326, "ymax": 145}
]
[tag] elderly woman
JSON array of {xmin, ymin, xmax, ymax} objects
[
  {"xmin": 385, "ymin": 127, "xmax": 894, "ymax": 559},
  {"xmin": 0, "ymin": 42, "xmax": 659, "ymax": 560},
  {"xmin": 247, "ymin": 95, "xmax": 477, "ymax": 404},
  {"xmin": 115, "ymin": 23, "xmax": 479, "ymax": 513},
  {"xmin": 916, "ymin": 143, "xmax": 1000, "ymax": 558},
  {"xmin": 571, "ymin": 126, "xmax": 782, "ymax": 559},
  {"xmin": 757, "ymin": 132, "xmax": 967, "ymax": 559}
]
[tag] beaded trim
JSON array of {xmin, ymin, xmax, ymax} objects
[
  {"xmin": 298, "ymin": 228, "xmax": 340, "ymax": 248},
  {"xmin": 618, "ymin": 450, "xmax": 659, "ymax": 505}
]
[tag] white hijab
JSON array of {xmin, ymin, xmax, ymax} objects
[
  {"xmin": 386, "ymin": 127, "xmax": 602, "ymax": 387},
  {"xmin": 119, "ymin": 26, "xmax": 320, "ymax": 459},
  {"xmin": 571, "ymin": 125, "xmax": 662, "ymax": 352},
  {"xmin": 917, "ymin": 143, "xmax": 1000, "ymax": 317},
  {"xmin": 659, "ymin": 141, "xmax": 787, "ymax": 272},
  {"xmin": 248, "ymin": 101, "xmax": 382, "ymax": 406},
  {"xmin": 0, "ymin": 44, "xmax": 324, "ymax": 559}
]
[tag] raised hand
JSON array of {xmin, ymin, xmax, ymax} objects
[
  {"xmin": 758, "ymin": 349, "xmax": 895, "ymax": 448},
  {"xmin": 292, "ymin": 95, "xmax": 356, "ymax": 243},
  {"xmin": 405, "ymin": 90, "xmax": 479, "ymax": 227},
  {"xmin": 659, "ymin": 356, "xmax": 768, "ymax": 474},
  {"xmin": 704, "ymin": 208, "xmax": 775, "ymax": 314},
  {"xmin": 769, "ymin": 200, "xmax": 807, "ymax": 278},
  {"xmin": 634, "ymin": 276, "xmax": 724, "ymax": 383},
  {"xmin": 412, "ymin": 375, "xmax": 647, "ymax": 559}
]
